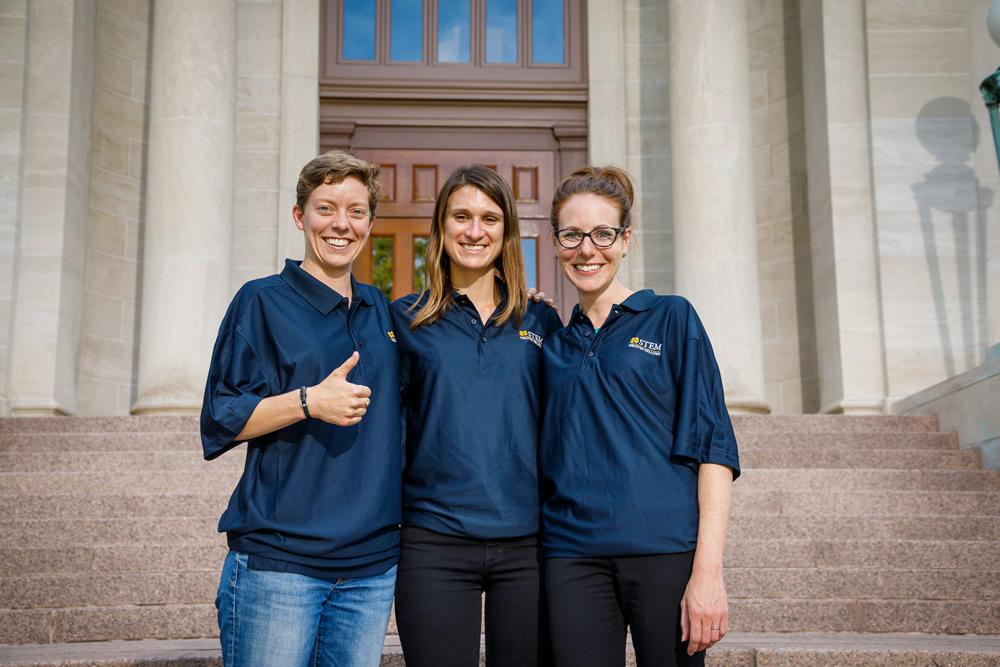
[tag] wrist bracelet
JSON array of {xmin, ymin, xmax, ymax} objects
[{"xmin": 299, "ymin": 386, "xmax": 311, "ymax": 419}]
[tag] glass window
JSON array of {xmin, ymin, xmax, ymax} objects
[
  {"xmin": 373, "ymin": 237, "xmax": 394, "ymax": 300},
  {"xmin": 343, "ymin": 0, "xmax": 377, "ymax": 61},
  {"xmin": 414, "ymin": 237, "xmax": 428, "ymax": 293},
  {"xmin": 521, "ymin": 238, "xmax": 537, "ymax": 289},
  {"xmin": 531, "ymin": 0, "xmax": 564, "ymax": 64},
  {"xmin": 391, "ymin": 0, "xmax": 423, "ymax": 62},
  {"xmin": 438, "ymin": 0, "xmax": 470, "ymax": 63},
  {"xmin": 485, "ymin": 0, "xmax": 517, "ymax": 64}
]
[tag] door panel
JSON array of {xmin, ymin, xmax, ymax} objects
[{"xmin": 354, "ymin": 149, "xmax": 556, "ymax": 301}]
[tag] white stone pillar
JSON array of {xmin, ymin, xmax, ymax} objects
[
  {"xmin": 9, "ymin": 0, "xmax": 95, "ymax": 416},
  {"xmin": 132, "ymin": 0, "xmax": 236, "ymax": 414},
  {"xmin": 668, "ymin": 0, "xmax": 769, "ymax": 414},
  {"xmin": 799, "ymin": 0, "xmax": 886, "ymax": 413},
  {"xmin": 277, "ymin": 0, "xmax": 321, "ymax": 270}
]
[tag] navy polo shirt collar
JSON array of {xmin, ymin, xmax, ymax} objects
[
  {"xmin": 451, "ymin": 279, "xmax": 510, "ymax": 321},
  {"xmin": 569, "ymin": 289, "xmax": 656, "ymax": 326},
  {"xmin": 280, "ymin": 258, "xmax": 372, "ymax": 314}
]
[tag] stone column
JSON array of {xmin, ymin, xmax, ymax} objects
[
  {"xmin": 799, "ymin": 0, "xmax": 886, "ymax": 413},
  {"xmin": 277, "ymin": 0, "xmax": 320, "ymax": 271},
  {"xmin": 668, "ymin": 0, "xmax": 769, "ymax": 414},
  {"xmin": 132, "ymin": 0, "xmax": 236, "ymax": 414},
  {"xmin": 9, "ymin": 0, "xmax": 95, "ymax": 415}
]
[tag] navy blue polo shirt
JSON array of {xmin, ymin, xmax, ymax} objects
[
  {"xmin": 391, "ymin": 290, "xmax": 563, "ymax": 539},
  {"xmin": 539, "ymin": 290, "xmax": 740, "ymax": 558},
  {"xmin": 201, "ymin": 258, "xmax": 401, "ymax": 580}
]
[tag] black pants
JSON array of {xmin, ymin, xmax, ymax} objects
[
  {"xmin": 545, "ymin": 552, "xmax": 704, "ymax": 667},
  {"xmin": 394, "ymin": 525, "xmax": 552, "ymax": 667}
]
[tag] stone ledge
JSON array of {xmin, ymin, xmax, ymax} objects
[{"xmin": 3, "ymin": 633, "xmax": 1000, "ymax": 666}]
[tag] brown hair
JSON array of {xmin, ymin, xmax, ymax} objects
[
  {"xmin": 296, "ymin": 150, "xmax": 383, "ymax": 218},
  {"xmin": 550, "ymin": 165, "xmax": 635, "ymax": 231},
  {"xmin": 410, "ymin": 166, "xmax": 528, "ymax": 329}
]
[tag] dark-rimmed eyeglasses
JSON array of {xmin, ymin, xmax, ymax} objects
[{"xmin": 555, "ymin": 227, "xmax": 627, "ymax": 249}]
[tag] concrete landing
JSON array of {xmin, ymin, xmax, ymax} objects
[{"xmin": 3, "ymin": 633, "xmax": 1000, "ymax": 666}]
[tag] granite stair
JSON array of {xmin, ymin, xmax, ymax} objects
[{"xmin": 0, "ymin": 414, "xmax": 997, "ymax": 665}]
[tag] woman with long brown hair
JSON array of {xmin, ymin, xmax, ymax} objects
[{"xmin": 390, "ymin": 165, "xmax": 562, "ymax": 667}]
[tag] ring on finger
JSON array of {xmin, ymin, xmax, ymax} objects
[{"xmin": 365, "ymin": 398, "xmax": 370, "ymax": 407}]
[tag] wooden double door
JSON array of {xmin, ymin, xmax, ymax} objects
[{"xmin": 352, "ymin": 149, "xmax": 558, "ymax": 302}]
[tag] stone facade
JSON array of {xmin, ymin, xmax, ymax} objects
[{"xmin": 2, "ymin": 1, "xmax": 998, "ymax": 436}]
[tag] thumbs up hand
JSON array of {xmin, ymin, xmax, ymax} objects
[{"xmin": 308, "ymin": 352, "xmax": 372, "ymax": 426}]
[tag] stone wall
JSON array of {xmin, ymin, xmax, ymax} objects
[{"xmin": 867, "ymin": 0, "xmax": 994, "ymax": 404}]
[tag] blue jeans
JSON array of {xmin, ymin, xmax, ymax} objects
[{"xmin": 216, "ymin": 551, "xmax": 396, "ymax": 667}]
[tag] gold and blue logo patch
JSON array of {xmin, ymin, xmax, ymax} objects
[
  {"xmin": 628, "ymin": 336, "xmax": 661, "ymax": 356},
  {"xmin": 519, "ymin": 330, "xmax": 543, "ymax": 348},
  {"xmin": 387, "ymin": 330, "xmax": 396, "ymax": 343}
]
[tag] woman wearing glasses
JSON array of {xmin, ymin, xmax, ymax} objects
[
  {"xmin": 390, "ymin": 165, "xmax": 562, "ymax": 667},
  {"xmin": 539, "ymin": 166, "xmax": 740, "ymax": 667}
]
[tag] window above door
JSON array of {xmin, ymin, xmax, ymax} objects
[{"xmin": 322, "ymin": 0, "xmax": 586, "ymax": 101}]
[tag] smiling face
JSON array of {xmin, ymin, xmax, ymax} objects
[
  {"xmin": 554, "ymin": 192, "xmax": 631, "ymax": 298},
  {"xmin": 442, "ymin": 185, "xmax": 505, "ymax": 283},
  {"xmin": 294, "ymin": 176, "xmax": 373, "ymax": 282}
]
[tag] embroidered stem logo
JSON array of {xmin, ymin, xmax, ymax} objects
[
  {"xmin": 519, "ymin": 330, "xmax": 543, "ymax": 348},
  {"xmin": 628, "ymin": 336, "xmax": 661, "ymax": 356},
  {"xmin": 387, "ymin": 330, "xmax": 396, "ymax": 343}
]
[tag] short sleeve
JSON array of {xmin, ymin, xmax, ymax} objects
[
  {"xmin": 669, "ymin": 303, "xmax": 741, "ymax": 479},
  {"xmin": 200, "ymin": 302, "xmax": 272, "ymax": 460}
]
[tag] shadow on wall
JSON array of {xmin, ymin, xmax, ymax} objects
[{"xmin": 912, "ymin": 97, "xmax": 990, "ymax": 378}]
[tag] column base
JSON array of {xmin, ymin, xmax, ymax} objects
[
  {"xmin": 725, "ymin": 397, "xmax": 771, "ymax": 415},
  {"xmin": 819, "ymin": 398, "xmax": 884, "ymax": 415},
  {"xmin": 11, "ymin": 401, "xmax": 72, "ymax": 417},
  {"xmin": 131, "ymin": 397, "xmax": 201, "ymax": 416}
]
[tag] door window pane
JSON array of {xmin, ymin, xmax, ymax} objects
[
  {"xmin": 391, "ymin": 0, "xmax": 423, "ymax": 62},
  {"xmin": 486, "ymin": 0, "xmax": 517, "ymax": 64},
  {"xmin": 414, "ymin": 237, "xmax": 429, "ymax": 293},
  {"xmin": 438, "ymin": 0, "xmax": 470, "ymax": 63},
  {"xmin": 343, "ymin": 0, "xmax": 376, "ymax": 61},
  {"xmin": 521, "ymin": 238, "xmax": 537, "ymax": 289},
  {"xmin": 373, "ymin": 237, "xmax": 394, "ymax": 300},
  {"xmin": 531, "ymin": 0, "xmax": 564, "ymax": 64}
]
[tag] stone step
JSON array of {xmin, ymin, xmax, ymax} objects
[
  {"xmin": 0, "ymin": 494, "xmax": 230, "ymax": 520},
  {"xmin": 0, "ymin": 452, "xmax": 242, "ymax": 473},
  {"xmin": 0, "ymin": 471, "xmax": 242, "ymax": 495},
  {"xmin": 0, "ymin": 518, "xmax": 222, "ymax": 549},
  {"xmin": 730, "ymin": 414, "xmax": 938, "ymax": 433},
  {"xmin": 741, "ymin": 447, "xmax": 980, "ymax": 469},
  {"xmin": 728, "ymin": 514, "xmax": 1000, "ymax": 540},
  {"xmin": 5, "ymin": 466, "xmax": 997, "ymax": 496},
  {"xmin": 734, "ymin": 430, "xmax": 957, "ymax": 450},
  {"xmin": 730, "ymin": 489, "xmax": 1000, "ymax": 516},
  {"xmin": 3, "ymin": 447, "xmax": 983, "ymax": 473},
  {"xmin": 727, "ymin": 599, "xmax": 1000, "ymax": 634},
  {"xmin": 0, "ymin": 573, "xmax": 218, "ymax": 609},
  {"xmin": 727, "ymin": 567, "xmax": 1000, "ymax": 600},
  {"xmin": 725, "ymin": 539, "xmax": 1000, "ymax": 570},
  {"xmin": 4, "ymin": 634, "xmax": 1000, "ymax": 667},
  {"xmin": 0, "ymin": 417, "xmax": 199, "ymax": 435},
  {"xmin": 3, "ymin": 598, "xmax": 997, "ymax": 645},
  {"xmin": 0, "ymin": 604, "xmax": 217, "ymax": 644},
  {"xmin": 0, "ymin": 545, "xmax": 228, "ymax": 577},
  {"xmin": 0, "ymin": 432, "xmax": 206, "ymax": 453},
  {"xmin": 738, "ymin": 468, "xmax": 1000, "ymax": 491},
  {"xmin": 5, "ymin": 562, "xmax": 996, "ymax": 613}
]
